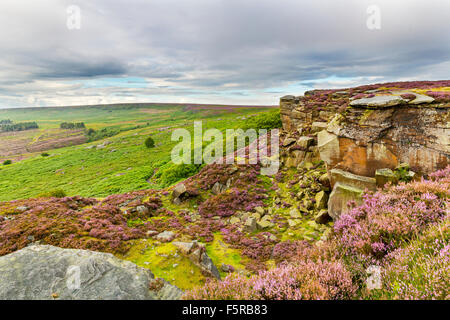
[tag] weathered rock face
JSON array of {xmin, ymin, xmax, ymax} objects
[
  {"xmin": 280, "ymin": 83, "xmax": 450, "ymax": 220},
  {"xmin": 320, "ymin": 105, "xmax": 449, "ymax": 177},
  {"xmin": 0, "ymin": 245, "xmax": 182, "ymax": 300}
]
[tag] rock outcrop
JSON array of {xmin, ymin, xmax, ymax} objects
[
  {"xmin": 0, "ymin": 245, "xmax": 182, "ymax": 300},
  {"xmin": 173, "ymin": 241, "xmax": 221, "ymax": 280},
  {"xmin": 280, "ymin": 81, "xmax": 450, "ymax": 219}
]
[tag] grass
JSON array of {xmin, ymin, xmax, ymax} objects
[
  {"xmin": 0, "ymin": 104, "xmax": 274, "ymax": 201},
  {"xmin": 118, "ymin": 239, "xmax": 208, "ymax": 290}
]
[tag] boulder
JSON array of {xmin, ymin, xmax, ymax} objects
[
  {"xmin": 0, "ymin": 245, "xmax": 182, "ymax": 300},
  {"xmin": 319, "ymin": 173, "xmax": 331, "ymax": 188},
  {"xmin": 314, "ymin": 210, "xmax": 332, "ymax": 224},
  {"xmin": 297, "ymin": 136, "xmax": 315, "ymax": 149},
  {"xmin": 375, "ymin": 168, "xmax": 398, "ymax": 187},
  {"xmin": 287, "ymin": 219, "xmax": 300, "ymax": 227},
  {"xmin": 15, "ymin": 206, "xmax": 29, "ymax": 213},
  {"xmin": 172, "ymin": 183, "xmax": 187, "ymax": 199},
  {"xmin": 192, "ymin": 247, "xmax": 221, "ymax": 280},
  {"xmin": 317, "ymin": 130, "xmax": 340, "ymax": 167},
  {"xmin": 229, "ymin": 217, "xmax": 240, "ymax": 225},
  {"xmin": 250, "ymin": 212, "xmax": 261, "ymax": 221},
  {"xmin": 172, "ymin": 241, "xmax": 195, "ymax": 255},
  {"xmin": 311, "ymin": 122, "xmax": 328, "ymax": 133},
  {"xmin": 280, "ymin": 95, "xmax": 296, "ymax": 102},
  {"xmin": 330, "ymin": 169, "xmax": 377, "ymax": 191},
  {"xmin": 314, "ymin": 191, "xmax": 328, "ymax": 210},
  {"xmin": 171, "ymin": 241, "xmax": 220, "ymax": 280},
  {"xmin": 220, "ymin": 264, "xmax": 234, "ymax": 273},
  {"xmin": 350, "ymin": 95, "xmax": 407, "ymax": 108},
  {"xmin": 254, "ymin": 206, "xmax": 265, "ymax": 215},
  {"xmin": 257, "ymin": 219, "xmax": 274, "ymax": 230},
  {"xmin": 289, "ymin": 208, "xmax": 301, "ymax": 219},
  {"xmin": 257, "ymin": 216, "xmax": 274, "ymax": 230},
  {"xmin": 211, "ymin": 182, "xmax": 225, "ymax": 195},
  {"xmin": 244, "ymin": 217, "xmax": 257, "ymax": 232},
  {"xmin": 285, "ymin": 150, "xmax": 306, "ymax": 167},
  {"xmin": 155, "ymin": 231, "xmax": 176, "ymax": 243},
  {"xmin": 136, "ymin": 205, "xmax": 149, "ymax": 215},
  {"xmin": 328, "ymin": 183, "xmax": 364, "ymax": 220},
  {"xmin": 283, "ymin": 137, "xmax": 297, "ymax": 147}
]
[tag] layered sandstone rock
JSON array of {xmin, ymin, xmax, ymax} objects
[{"xmin": 280, "ymin": 82, "xmax": 450, "ymax": 220}]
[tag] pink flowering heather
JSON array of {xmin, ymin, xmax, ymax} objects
[
  {"xmin": 183, "ymin": 260, "xmax": 357, "ymax": 300},
  {"xmin": 334, "ymin": 176, "xmax": 449, "ymax": 263},
  {"xmin": 380, "ymin": 218, "xmax": 449, "ymax": 300}
]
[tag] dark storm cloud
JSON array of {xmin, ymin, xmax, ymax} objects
[
  {"xmin": 0, "ymin": 0, "xmax": 449, "ymax": 107},
  {"xmin": 36, "ymin": 59, "xmax": 127, "ymax": 78}
]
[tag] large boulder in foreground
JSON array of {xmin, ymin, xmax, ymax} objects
[
  {"xmin": 327, "ymin": 183, "xmax": 364, "ymax": 220},
  {"xmin": 0, "ymin": 245, "xmax": 182, "ymax": 300}
]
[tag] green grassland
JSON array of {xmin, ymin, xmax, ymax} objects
[{"xmin": 0, "ymin": 103, "xmax": 275, "ymax": 201}]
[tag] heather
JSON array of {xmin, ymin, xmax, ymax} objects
[
  {"xmin": 184, "ymin": 260, "xmax": 357, "ymax": 300},
  {"xmin": 0, "ymin": 81, "xmax": 448, "ymax": 297},
  {"xmin": 184, "ymin": 166, "xmax": 449, "ymax": 299}
]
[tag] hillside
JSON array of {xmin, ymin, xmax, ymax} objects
[
  {"xmin": 0, "ymin": 81, "xmax": 448, "ymax": 300},
  {"xmin": 0, "ymin": 103, "xmax": 274, "ymax": 200}
]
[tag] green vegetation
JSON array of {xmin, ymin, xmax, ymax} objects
[
  {"xmin": 144, "ymin": 137, "xmax": 155, "ymax": 148},
  {"xmin": 60, "ymin": 122, "xmax": 85, "ymax": 129},
  {"xmin": 242, "ymin": 109, "xmax": 282, "ymax": 131},
  {"xmin": 0, "ymin": 121, "xmax": 38, "ymax": 132},
  {"xmin": 0, "ymin": 104, "xmax": 275, "ymax": 201},
  {"xmin": 37, "ymin": 189, "xmax": 67, "ymax": 198},
  {"xmin": 2, "ymin": 160, "xmax": 12, "ymax": 166}
]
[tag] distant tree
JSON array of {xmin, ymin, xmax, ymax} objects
[
  {"xmin": 60, "ymin": 122, "xmax": 85, "ymax": 129},
  {"xmin": 3, "ymin": 160, "xmax": 12, "ymax": 165},
  {"xmin": 0, "ymin": 121, "xmax": 38, "ymax": 132},
  {"xmin": 145, "ymin": 137, "xmax": 155, "ymax": 148},
  {"xmin": 41, "ymin": 153, "xmax": 50, "ymax": 157}
]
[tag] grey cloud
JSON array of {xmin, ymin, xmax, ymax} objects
[{"xmin": 0, "ymin": 0, "xmax": 449, "ymax": 107}]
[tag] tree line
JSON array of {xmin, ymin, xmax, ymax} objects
[
  {"xmin": 0, "ymin": 120, "xmax": 39, "ymax": 132},
  {"xmin": 60, "ymin": 122, "xmax": 86, "ymax": 129}
]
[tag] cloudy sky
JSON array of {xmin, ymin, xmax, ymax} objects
[{"xmin": 0, "ymin": 0, "xmax": 449, "ymax": 108}]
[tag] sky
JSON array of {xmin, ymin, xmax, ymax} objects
[{"xmin": 0, "ymin": 0, "xmax": 449, "ymax": 108}]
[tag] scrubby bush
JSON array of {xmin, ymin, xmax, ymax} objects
[
  {"xmin": 145, "ymin": 137, "xmax": 155, "ymax": 148},
  {"xmin": 85, "ymin": 126, "xmax": 120, "ymax": 142},
  {"xmin": 155, "ymin": 164, "xmax": 201, "ymax": 187},
  {"xmin": 38, "ymin": 189, "xmax": 67, "ymax": 198},
  {"xmin": 2, "ymin": 160, "xmax": 12, "ymax": 165},
  {"xmin": 41, "ymin": 153, "xmax": 50, "ymax": 157}
]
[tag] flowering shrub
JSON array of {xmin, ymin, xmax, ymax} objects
[
  {"xmin": 334, "ymin": 178, "xmax": 448, "ymax": 263},
  {"xmin": 198, "ymin": 188, "xmax": 265, "ymax": 218},
  {"xmin": 425, "ymin": 91, "xmax": 450, "ymax": 103},
  {"xmin": 185, "ymin": 165, "xmax": 449, "ymax": 300},
  {"xmin": 380, "ymin": 218, "xmax": 449, "ymax": 299},
  {"xmin": 183, "ymin": 260, "xmax": 357, "ymax": 300},
  {"xmin": 400, "ymin": 93, "xmax": 416, "ymax": 101},
  {"xmin": 0, "ymin": 196, "xmax": 143, "ymax": 255}
]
